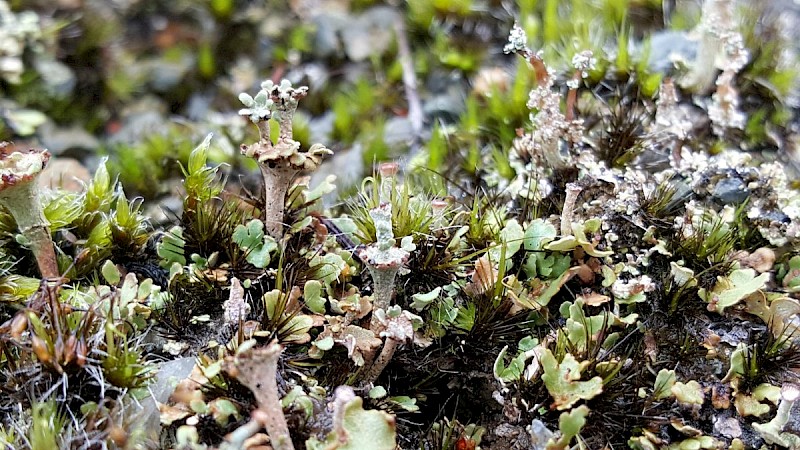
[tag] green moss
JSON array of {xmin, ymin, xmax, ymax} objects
[
  {"xmin": 104, "ymin": 131, "xmax": 197, "ymax": 199},
  {"xmin": 28, "ymin": 400, "xmax": 66, "ymax": 450}
]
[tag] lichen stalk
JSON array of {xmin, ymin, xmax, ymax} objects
[
  {"xmin": 565, "ymin": 73, "xmax": 580, "ymax": 123},
  {"xmin": 0, "ymin": 144, "xmax": 58, "ymax": 279},
  {"xmin": 371, "ymin": 203, "xmax": 395, "ymax": 252},
  {"xmin": 361, "ymin": 336, "xmax": 399, "ymax": 384},
  {"xmin": 221, "ymin": 416, "xmax": 264, "ymax": 450},
  {"xmin": 378, "ymin": 162, "xmax": 399, "ymax": 206},
  {"xmin": 362, "ymin": 306, "xmax": 417, "ymax": 384},
  {"xmin": 260, "ymin": 165, "xmax": 299, "ymax": 239},
  {"xmin": 771, "ymin": 384, "xmax": 799, "ymax": 431},
  {"xmin": 359, "ymin": 203, "xmax": 409, "ymax": 312},
  {"xmin": 238, "ymin": 79, "xmax": 332, "ymax": 240},
  {"xmin": 561, "ymin": 183, "xmax": 582, "ymax": 237},
  {"xmin": 225, "ymin": 340, "xmax": 294, "ymax": 450},
  {"xmin": 277, "ymin": 111, "xmax": 295, "ymax": 144},
  {"xmin": 753, "ymin": 384, "xmax": 800, "ymax": 447},
  {"xmin": 366, "ymin": 263, "xmax": 401, "ymax": 313},
  {"xmin": 430, "ymin": 199, "xmax": 448, "ymax": 231},
  {"xmin": 357, "ymin": 197, "xmax": 412, "ymax": 383},
  {"xmin": 1, "ymin": 181, "xmax": 58, "ymax": 278}
]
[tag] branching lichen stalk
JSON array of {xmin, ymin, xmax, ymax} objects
[
  {"xmin": 359, "ymin": 203, "xmax": 409, "ymax": 312},
  {"xmin": 238, "ymin": 80, "xmax": 332, "ymax": 240},
  {"xmin": 221, "ymin": 416, "xmax": 264, "ymax": 450}
]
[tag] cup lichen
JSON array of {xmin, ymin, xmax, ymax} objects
[{"xmin": 0, "ymin": 142, "xmax": 58, "ymax": 279}]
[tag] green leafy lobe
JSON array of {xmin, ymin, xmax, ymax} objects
[{"xmin": 541, "ymin": 349, "xmax": 604, "ymax": 410}]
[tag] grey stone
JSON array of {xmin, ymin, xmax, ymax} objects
[
  {"xmin": 33, "ymin": 57, "xmax": 76, "ymax": 97},
  {"xmin": 423, "ymin": 91, "xmax": 465, "ymax": 124},
  {"xmin": 763, "ymin": 209, "xmax": 790, "ymax": 224},
  {"xmin": 185, "ymin": 93, "xmax": 213, "ymax": 121},
  {"xmin": 146, "ymin": 193, "xmax": 184, "ymax": 226},
  {"xmin": 108, "ymin": 97, "xmax": 169, "ymax": 145},
  {"xmin": 311, "ymin": 142, "xmax": 365, "ymax": 207},
  {"xmin": 383, "ymin": 116, "xmax": 414, "ymax": 148},
  {"xmin": 38, "ymin": 157, "xmax": 91, "ymax": 192},
  {"xmin": 143, "ymin": 55, "xmax": 193, "ymax": 92},
  {"xmin": 339, "ymin": 7, "xmax": 399, "ymax": 62},
  {"xmin": 37, "ymin": 121, "xmax": 100, "ymax": 156},
  {"xmin": 528, "ymin": 419, "xmax": 555, "ymax": 450},
  {"xmin": 713, "ymin": 416, "xmax": 742, "ymax": 438},
  {"xmin": 308, "ymin": 111, "xmax": 335, "ymax": 145},
  {"xmin": 646, "ymin": 30, "xmax": 697, "ymax": 75},
  {"xmin": 712, "ymin": 175, "xmax": 749, "ymax": 204},
  {"xmin": 310, "ymin": 6, "xmax": 399, "ymax": 61},
  {"xmin": 311, "ymin": 12, "xmax": 347, "ymax": 58},
  {"xmin": 137, "ymin": 357, "xmax": 197, "ymax": 442}
]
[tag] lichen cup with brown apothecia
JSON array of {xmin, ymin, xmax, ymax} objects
[{"xmin": 0, "ymin": 142, "xmax": 59, "ymax": 278}]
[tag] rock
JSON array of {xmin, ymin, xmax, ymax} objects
[
  {"xmin": 310, "ymin": 6, "xmax": 399, "ymax": 61},
  {"xmin": 713, "ymin": 416, "xmax": 742, "ymax": 439},
  {"xmin": 423, "ymin": 89, "xmax": 465, "ymax": 124},
  {"xmin": 145, "ymin": 188, "xmax": 184, "ymax": 226},
  {"xmin": 311, "ymin": 12, "xmax": 347, "ymax": 58},
  {"xmin": 646, "ymin": 30, "xmax": 697, "ymax": 75},
  {"xmin": 108, "ymin": 96, "xmax": 169, "ymax": 145},
  {"xmin": 290, "ymin": 0, "xmax": 350, "ymax": 20},
  {"xmin": 185, "ymin": 93, "xmax": 214, "ymax": 121},
  {"xmin": 710, "ymin": 322, "xmax": 752, "ymax": 347},
  {"xmin": 493, "ymin": 423, "xmax": 533, "ymax": 450},
  {"xmin": 424, "ymin": 71, "xmax": 466, "ymax": 123},
  {"xmin": 144, "ymin": 54, "xmax": 193, "ymax": 92},
  {"xmin": 290, "ymin": 62, "xmax": 331, "ymax": 94},
  {"xmin": 712, "ymin": 175, "xmax": 749, "ymax": 204},
  {"xmin": 38, "ymin": 157, "xmax": 91, "ymax": 192},
  {"xmin": 311, "ymin": 142, "xmax": 364, "ymax": 207},
  {"xmin": 33, "ymin": 57, "xmax": 76, "ymax": 97},
  {"xmin": 108, "ymin": 110, "xmax": 168, "ymax": 145},
  {"xmin": 763, "ymin": 210, "xmax": 790, "ymax": 224},
  {"xmin": 136, "ymin": 357, "xmax": 197, "ymax": 441},
  {"xmin": 340, "ymin": 7, "xmax": 399, "ymax": 62},
  {"xmin": 308, "ymin": 111, "xmax": 335, "ymax": 145},
  {"xmin": 383, "ymin": 116, "xmax": 414, "ymax": 149},
  {"xmin": 528, "ymin": 419, "xmax": 555, "ymax": 450},
  {"xmin": 37, "ymin": 121, "xmax": 100, "ymax": 156}
]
